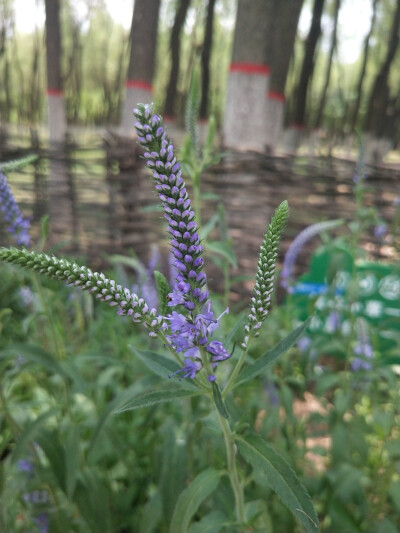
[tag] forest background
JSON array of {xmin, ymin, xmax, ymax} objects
[{"xmin": 2, "ymin": 0, "xmax": 400, "ymax": 159}]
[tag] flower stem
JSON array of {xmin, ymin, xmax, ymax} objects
[
  {"xmin": 222, "ymin": 338, "xmax": 252, "ymax": 397},
  {"xmin": 217, "ymin": 412, "xmax": 246, "ymax": 528}
]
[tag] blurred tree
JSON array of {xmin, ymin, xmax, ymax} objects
[
  {"xmin": 64, "ymin": 2, "xmax": 84, "ymax": 123},
  {"xmin": 364, "ymin": 0, "xmax": 400, "ymax": 162},
  {"xmin": 45, "ymin": 0, "xmax": 74, "ymax": 246},
  {"xmin": 266, "ymin": 0, "xmax": 304, "ymax": 149},
  {"xmin": 164, "ymin": 0, "xmax": 191, "ymax": 118},
  {"xmin": 350, "ymin": 0, "xmax": 379, "ymax": 132},
  {"xmin": 314, "ymin": 0, "xmax": 341, "ymax": 128},
  {"xmin": 0, "ymin": 0, "xmax": 15, "ymax": 124},
  {"xmin": 293, "ymin": 0, "xmax": 325, "ymax": 128},
  {"xmin": 45, "ymin": 0, "xmax": 66, "ymax": 142},
  {"xmin": 284, "ymin": 0, "xmax": 325, "ymax": 151},
  {"xmin": 223, "ymin": 0, "xmax": 272, "ymax": 150},
  {"xmin": 199, "ymin": 0, "xmax": 216, "ymax": 119},
  {"xmin": 120, "ymin": 0, "xmax": 161, "ymax": 133}
]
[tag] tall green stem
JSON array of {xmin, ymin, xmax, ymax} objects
[{"xmin": 217, "ymin": 413, "xmax": 246, "ymax": 528}]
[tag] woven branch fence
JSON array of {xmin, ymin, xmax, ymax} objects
[{"xmin": 1, "ymin": 128, "xmax": 399, "ymax": 303}]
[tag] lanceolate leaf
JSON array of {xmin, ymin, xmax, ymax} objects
[
  {"xmin": 11, "ymin": 408, "xmax": 58, "ymax": 463},
  {"xmin": 211, "ymin": 381, "xmax": 229, "ymax": 419},
  {"xmin": 169, "ymin": 468, "xmax": 223, "ymax": 533},
  {"xmin": 114, "ymin": 387, "xmax": 200, "ymax": 413},
  {"xmin": 234, "ymin": 317, "xmax": 313, "ymax": 389},
  {"xmin": 130, "ymin": 347, "xmax": 198, "ymax": 391},
  {"xmin": 237, "ymin": 434, "xmax": 320, "ymax": 533}
]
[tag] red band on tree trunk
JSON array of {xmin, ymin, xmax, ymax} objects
[
  {"xmin": 229, "ymin": 63, "xmax": 270, "ymax": 75},
  {"xmin": 268, "ymin": 90, "xmax": 285, "ymax": 103},
  {"xmin": 126, "ymin": 80, "xmax": 152, "ymax": 91},
  {"xmin": 47, "ymin": 88, "xmax": 64, "ymax": 96}
]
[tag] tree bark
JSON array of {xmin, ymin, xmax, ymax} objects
[
  {"xmin": 120, "ymin": 0, "xmax": 161, "ymax": 133},
  {"xmin": 164, "ymin": 0, "xmax": 191, "ymax": 118},
  {"xmin": 267, "ymin": 0, "xmax": 304, "ymax": 148},
  {"xmin": 45, "ymin": 0, "xmax": 73, "ymax": 247},
  {"xmin": 223, "ymin": 0, "xmax": 273, "ymax": 151},
  {"xmin": 365, "ymin": 0, "xmax": 400, "ymax": 137},
  {"xmin": 293, "ymin": 0, "xmax": 325, "ymax": 127},
  {"xmin": 314, "ymin": 0, "xmax": 341, "ymax": 128},
  {"xmin": 199, "ymin": 0, "xmax": 217, "ymax": 119},
  {"xmin": 350, "ymin": 0, "xmax": 379, "ymax": 131},
  {"xmin": 44, "ymin": 0, "xmax": 66, "ymax": 142}
]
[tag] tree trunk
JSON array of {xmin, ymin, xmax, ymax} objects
[
  {"xmin": 120, "ymin": 0, "xmax": 161, "ymax": 133},
  {"xmin": 266, "ymin": 0, "xmax": 304, "ymax": 149},
  {"xmin": 364, "ymin": 0, "xmax": 400, "ymax": 163},
  {"xmin": 293, "ymin": 0, "xmax": 325, "ymax": 126},
  {"xmin": 365, "ymin": 0, "xmax": 400, "ymax": 135},
  {"xmin": 350, "ymin": 0, "xmax": 379, "ymax": 131},
  {"xmin": 164, "ymin": 0, "xmax": 191, "ymax": 119},
  {"xmin": 45, "ymin": 0, "xmax": 73, "ymax": 247},
  {"xmin": 284, "ymin": 0, "xmax": 325, "ymax": 152},
  {"xmin": 223, "ymin": 0, "xmax": 273, "ymax": 151},
  {"xmin": 199, "ymin": 0, "xmax": 217, "ymax": 119},
  {"xmin": 44, "ymin": 0, "xmax": 66, "ymax": 142},
  {"xmin": 314, "ymin": 0, "xmax": 341, "ymax": 128}
]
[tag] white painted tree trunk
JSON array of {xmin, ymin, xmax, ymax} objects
[
  {"xmin": 265, "ymin": 93, "xmax": 285, "ymax": 150},
  {"xmin": 364, "ymin": 133, "xmax": 392, "ymax": 165},
  {"xmin": 282, "ymin": 126, "xmax": 304, "ymax": 154},
  {"xmin": 47, "ymin": 92, "xmax": 66, "ymax": 143},
  {"xmin": 223, "ymin": 67, "xmax": 269, "ymax": 151},
  {"xmin": 120, "ymin": 82, "xmax": 153, "ymax": 135}
]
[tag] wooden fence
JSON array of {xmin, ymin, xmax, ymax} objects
[{"xmin": 1, "ymin": 128, "xmax": 399, "ymax": 302}]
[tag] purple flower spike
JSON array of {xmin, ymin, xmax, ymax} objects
[
  {"xmin": 0, "ymin": 171, "xmax": 31, "ymax": 247},
  {"xmin": 133, "ymin": 103, "xmax": 208, "ymax": 310}
]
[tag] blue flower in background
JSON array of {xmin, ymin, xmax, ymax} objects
[{"xmin": 0, "ymin": 170, "xmax": 31, "ymax": 247}]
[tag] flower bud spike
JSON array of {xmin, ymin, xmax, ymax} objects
[
  {"xmin": 244, "ymin": 201, "xmax": 289, "ymax": 344},
  {"xmin": 0, "ymin": 247, "xmax": 163, "ymax": 333}
]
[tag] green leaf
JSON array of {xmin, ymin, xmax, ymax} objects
[
  {"xmin": 211, "ymin": 381, "xmax": 229, "ymax": 419},
  {"xmin": 188, "ymin": 510, "xmax": 227, "ymax": 533},
  {"xmin": 199, "ymin": 212, "xmax": 219, "ymax": 240},
  {"xmin": 2, "ymin": 343, "xmax": 68, "ymax": 378},
  {"xmin": 130, "ymin": 347, "xmax": 198, "ymax": 390},
  {"xmin": 35, "ymin": 429, "xmax": 67, "ymax": 493},
  {"xmin": 207, "ymin": 241, "xmax": 237, "ymax": 268},
  {"xmin": 169, "ymin": 468, "xmax": 222, "ymax": 533},
  {"xmin": 139, "ymin": 491, "xmax": 162, "ymax": 533},
  {"xmin": 65, "ymin": 425, "xmax": 79, "ymax": 499},
  {"xmin": 11, "ymin": 408, "xmax": 58, "ymax": 463},
  {"xmin": 154, "ymin": 270, "xmax": 171, "ymax": 316},
  {"xmin": 234, "ymin": 317, "xmax": 313, "ymax": 388},
  {"xmin": 237, "ymin": 433, "xmax": 319, "ymax": 533},
  {"xmin": 88, "ymin": 381, "xmax": 147, "ymax": 462},
  {"xmin": 114, "ymin": 387, "xmax": 200, "ymax": 413}
]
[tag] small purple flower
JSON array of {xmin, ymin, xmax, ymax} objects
[
  {"xmin": 297, "ymin": 336, "xmax": 311, "ymax": 353},
  {"xmin": 351, "ymin": 319, "xmax": 373, "ymax": 371},
  {"xmin": 264, "ymin": 380, "xmax": 279, "ymax": 406},
  {"xmin": 18, "ymin": 459, "xmax": 34, "ymax": 473},
  {"xmin": 327, "ymin": 311, "xmax": 340, "ymax": 333},
  {"xmin": 19, "ymin": 286, "xmax": 35, "ymax": 309},
  {"xmin": 373, "ymin": 224, "xmax": 387, "ymax": 239},
  {"xmin": 33, "ymin": 513, "xmax": 49, "ymax": 533},
  {"xmin": 206, "ymin": 340, "xmax": 231, "ymax": 362},
  {"xmin": 165, "ymin": 304, "xmax": 229, "ymax": 380},
  {"xmin": 0, "ymin": 170, "xmax": 31, "ymax": 247},
  {"xmin": 169, "ymin": 358, "xmax": 202, "ymax": 379}
]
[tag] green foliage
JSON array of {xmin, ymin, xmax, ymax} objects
[
  {"xmin": 237, "ymin": 433, "xmax": 320, "ymax": 533},
  {"xmin": 169, "ymin": 468, "xmax": 223, "ymax": 533}
]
